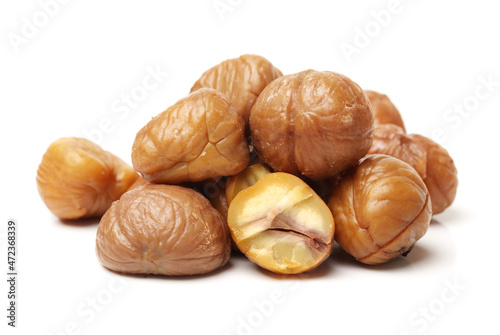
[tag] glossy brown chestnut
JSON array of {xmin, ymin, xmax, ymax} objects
[
  {"xmin": 36, "ymin": 137, "xmax": 138, "ymax": 220},
  {"xmin": 191, "ymin": 54, "xmax": 283, "ymax": 126},
  {"xmin": 328, "ymin": 154, "xmax": 431, "ymax": 265},
  {"xmin": 365, "ymin": 90, "xmax": 406, "ymax": 131},
  {"xmin": 96, "ymin": 184, "xmax": 231, "ymax": 276},
  {"xmin": 250, "ymin": 70, "xmax": 374, "ymax": 180},
  {"xmin": 368, "ymin": 124, "xmax": 458, "ymax": 214},
  {"xmin": 132, "ymin": 88, "xmax": 249, "ymax": 184}
]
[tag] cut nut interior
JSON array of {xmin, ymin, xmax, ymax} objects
[{"xmin": 228, "ymin": 172, "xmax": 334, "ymax": 274}]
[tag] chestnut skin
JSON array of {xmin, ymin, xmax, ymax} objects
[
  {"xmin": 96, "ymin": 184, "xmax": 231, "ymax": 276},
  {"xmin": 250, "ymin": 69, "xmax": 374, "ymax": 180},
  {"xmin": 36, "ymin": 137, "xmax": 138, "ymax": 220},
  {"xmin": 368, "ymin": 124, "xmax": 458, "ymax": 214},
  {"xmin": 365, "ymin": 90, "xmax": 406, "ymax": 132},
  {"xmin": 132, "ymin": 88, "xmax": 249, "ymax": 184},
  {"xmin": 191, "ymin": 54, "xmax": 283, "ymax": 126},
  {"xmin": 328, "ymin": 155, "xmax": 431, "ymax": 265}
]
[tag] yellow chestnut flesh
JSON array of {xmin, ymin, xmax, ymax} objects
[
  {"xmin": 228, "ymin": 172, "xmax": 335, "ymax": 274},
  {"xmin": 225, "ymin": 163, "xmax": 272, "ymax": 206}
]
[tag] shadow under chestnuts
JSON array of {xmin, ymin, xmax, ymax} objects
[{"xmin": 36, "ymin": 54, "xmax": 458, "ymax": 277}]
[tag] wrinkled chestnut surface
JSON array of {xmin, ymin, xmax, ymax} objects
[
  {"xmin": 96, "ymin": 184, "xmax": 231, "ymax": 276},
  {"xmin": 328, "ymin": 155, "xmax": 431, "ymax": 265},
  {"xmin": 228, "ymin": 172, "xmax": 334, "ymax": 274},
  {"xmin": 369, "ymin": 124, "xmax": 458, "ymax": 214},
  {"xmin": 365, "ymin": 90, "xmax": 406, "ymax": 132},
  {"xmin": 37, "ymin": 137, "xmax": 138, "ymax": 220},
  {"xmin": 132, "ymin": 88, "xmax": 249, "ymax": 184},
  {"xmin": 191, "ymin": 54, "xmax": 283, "ymax": 126},
  {"xmin": 250, "ymin": 70, "xmax": 374, "ymax": 180}
]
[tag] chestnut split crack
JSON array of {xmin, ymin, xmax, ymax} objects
[
  {"xmin": 357, "ymin": 195, "xmax": 430, "ymax": 263},
  {"xmin": 265, "ymin": 226, "xmax": 330, "ymax": 255}
]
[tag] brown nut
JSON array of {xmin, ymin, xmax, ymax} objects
[
  {"xmin": 364, "ymin": 90, "xmax": 406, "ymax": 132},
  {"xmin": 328, "ymin": 154, "xmax": 431, "ymax": 265},
  {"xmin": 368, "ymin": 124, "xmax": 458, "ymax": 214},
  {"xmin": 36, "ymin": 137, "xmax": 138, "ymax": 220},
  {"xmin": 96, "ymin": 184, "xmax": 231, "ymax": 276},
  {"xmin": 225, "ymin": 163, "xmax": 272, "ymax": 206},
  {"xmin": 211, "ymin": 184, "xmax": 229, "ymax": 223},
  {"xmin": 228, "ymin": 172, "xmax": 335, "ymax": 274},
  {"xmin": 132, "ymin": 88, "xmax": 249, "ymax": 184},
  {"xmin": 207, "ymin": 178, "xmax": 239, "ymax": 251},
  {"xmin": 191, "ymin": 54, "xmax": 283, "ymax": 126},
  {"xmin": 250, "ymin": 70, "xmax": 374, "ymax": 180}
]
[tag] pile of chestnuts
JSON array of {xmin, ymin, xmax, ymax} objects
[{"xmin": 37, "ymin": 54, "xmax": 458, "ymax": 276}]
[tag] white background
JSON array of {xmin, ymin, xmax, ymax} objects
[{"xmin": 1, "ymin": 1, "xmax": 499, "ymax": 334}]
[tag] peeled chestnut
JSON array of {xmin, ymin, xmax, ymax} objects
[
  {"xmin": 191, "ymin": 54, "xmax": 283, "ymax": 126},
  {"xmin": 36, "ymin": 137, "xmax": 138, "ymax": 220},
  {"xmin": 228, "ymin": 172, "xmax": 335, "ymax": 274},
  {"xmin": 368, "ymin": 124, "xmax": 458, "ymax": 214},
  {"xmin": 96, "ymin": 184, "xmax": 231, "ymax": 276},
  {"xmin": 250, "ymin": 70, "xmax": 374, "ymax": 180},
  {"xmin": 328, "ymin": 155, "xmax": 431, "ymax": 265},
  {"xmin": 225, "ymin": 163, "xmax": 272, "ymax": 205},
  {"xmin": 365, "ymin": 90, "xmax": 406, "ymax": 131},
  {"xmin": 132, "ymin": 88, "xmax": 249, "ymax": 184}
]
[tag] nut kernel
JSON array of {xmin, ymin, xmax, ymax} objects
[
  {"xmin": 36, "ymin": 137, "xmax": 138, "ymax": 220},
  {"xmin": 250, "ymin": 70, "xmax": 374, "ymax": 180},
  {"xmin": 96, "ymin": 184, "xmax": 231, "ymax": 276},
  {"xmin": 328, "ymin": 154, "xmax": 431, "ymax": 265},
  {"xmin": 132, "ymin": 88, "xmax": 249, "ymax": 184},
  {"xmin": 228, "ymin": 172, "xmax": 335, "ymax": 274}
]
